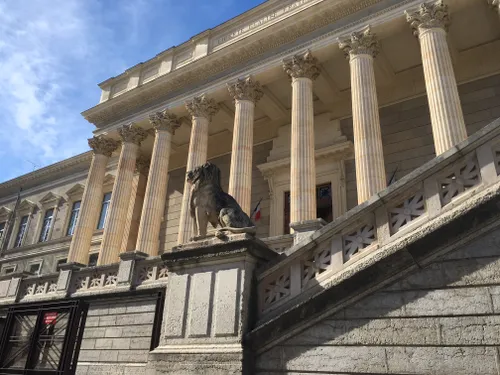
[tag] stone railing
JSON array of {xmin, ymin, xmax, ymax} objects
[
  {"xmin": 0, "ymin": 252, "xmax": 169, "ymax": 305},
  {"xmin": 257, "ymin": 119, "xmax": 500, "ymax": 319},
  {"xmin": 263, "ymin": 235, "xmax": 294, "ymax": 253}
]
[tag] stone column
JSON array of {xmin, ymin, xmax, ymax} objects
[
  {"xmin": 340, "ymin": 28, "xmax": 387, "ymax": 204},
  {"xmin": 283, "ymin": 51, "xmax": 320, "ymax": 237},
  {"xmin": 98, "ymin": 124, "xmax": 147, "ymax": 265},
  {"xmin": 177, "ymin": 95, "xmax": 219, "ymax": 244},
  {"xmin": 67, "ymin": 136, "xmax": 118, "ymax": 265},
  {"xmin": 136, "ymin": 111, "xmax": 180, "ymax": 256},
  {"xmin": 406, "ymin": 1, "xmax": 467, "ymax": 155},
  {"xmin": 227, "ymin": 77, "xmax": 263, "ymax": 214}
]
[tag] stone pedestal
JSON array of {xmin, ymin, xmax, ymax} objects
[
  {"xmin": 290, "ymin": 218, "xmax": 327, "ymax": 244},
  {"xmin": 406, "ymin": 1, "xmax": 467, "ymax": 155},
  {"xmin": 177, "ymin": 95, "xmax": 219, "ymax": 245},
  {"xmin": 340, "ymin": 28, "xmax": 386, "ymax": 204},
  {"xmin": 146, "ymin": 234, "xmax": 277, "ymax": 374}
]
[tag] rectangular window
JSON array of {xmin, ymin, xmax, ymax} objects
[
  {"xmin": 88, "ymin": 253, "xmax": 98, "ymax": 267},
  {"xmin": 66, "ymin": 201, "xmax": 81, "ymax": 236},
  {"xmin": 56, "ymin": 258, "xmax": 67, "ymax": 272},
  {"xmin": 28, "ymin": 262, "xmax": 41, "ymax": 275},
  {"xmin": 39, "ymin": 208, "xmax": 54, "ymax": 243},
  {"xmin": 2, "ymin": 266, "xmax": 15, "ymax": 275},
  {"xmin": 97, "ymin": 193, "xmax": 111, "ymax": 230},
  {"xmin": 14, "ymin": 215, "xmax": 29, "ymax": 248},
  {"xmin": 0, "ymin": 222, "xmax": 5, "ymax": 244}
]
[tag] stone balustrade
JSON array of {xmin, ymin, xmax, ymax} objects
[
  {"xmin": 257, "ymin": 118, "xmax": 500, "ymax": 320},
  {"xmin": 0, "ymin": 252, "xmax": 169, "ymax": 305}
]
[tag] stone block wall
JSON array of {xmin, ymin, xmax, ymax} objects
[
  {"xmin": 76, "ymin": 293, "xmax": 159, "ymax": 375},
  {"xmin": 342, "ymin": 73, "xmax": 500, "ymax": 209},
  {"xmin": 256, "ymin": 226, "xmax": 500, "ymax": 374}
]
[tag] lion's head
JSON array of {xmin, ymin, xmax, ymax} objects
[{"xmin": 186, "ymin": 162, "xmax": 222, "ymax": 187}]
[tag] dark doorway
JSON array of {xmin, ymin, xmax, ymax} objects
[{"xmin": 0, "ymin": 300, "xmax": 87, "ymax": 375}]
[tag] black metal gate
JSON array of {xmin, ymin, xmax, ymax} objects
[{"xmin": 0, "ymin": 300, "xmax": 87, "ymax": 375}]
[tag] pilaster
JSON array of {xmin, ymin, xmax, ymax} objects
[
  {"xmin": 339, "ymin": 27, "xmax": 386, "ymax": 204},
  {"xmin": 406, "ymin": 0, "xmax": 467, "ymax": 155}
]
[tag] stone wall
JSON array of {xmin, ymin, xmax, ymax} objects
[
  {"xmin": 255, "ymin": 226, "xmax": 500, "ymax": 374},
  {"xmin": 76, "ymin": 293, "xmax": 160, "ymax": 375},
  {"xmin": 342, "ymin": 73, "xmax": 500, "ymax": 209},
  {"xmin": 160, "ymin": 142, "xmax": 272, "ymax": 252}
]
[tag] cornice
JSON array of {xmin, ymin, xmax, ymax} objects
[
  {"xmin": 0, "ymin": 152, "xmax": 92, "ymax": 196},
  {"xmin": 82, "ymin": 0, "xmax": 389, "ymax": 127}
]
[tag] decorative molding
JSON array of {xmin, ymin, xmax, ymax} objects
[
  {"xmin": 227, "ymin": 76, "xmax": 264, "ymax": 104},
  {"xmin": 0, "ymin": 207, "xmax": 13, "ymax": 221},
  {"xmin": 38, "ymin": 192, "xmax": 62, "ymax": 209},
  {"xmin": 405, "ymin": 0, "xmax": 450, "ymax": 37},
  {"xmin": 88, "ymin": 136, "xmax": 119, "ymax": 157},
  {"xmin": 185, "ymin": 95, "xmax": 219, "ymax": 120},
  {"xmin": 65, "ymin": 184, "xmax": 85, "ymax": 200},
  {"xmin": 118, "ymin": 123, "xmax": 148, "ymax": 145},
  {"xmin": 488, "ymin": 0, "xmax": 500, "ymax": 10},
  {"xmin": 149, "ymin": 110, "xmax": 181, "ymax": 134},
  {"xmin": 82, "ymin": 0, "xmax": 396, "ymax": 127},
  {"xmin": 339, "ymin": 26, "xmax": 379, "ymax": 58},
  {"xmin": 135, "ymin": 156, "xmax": 151, "ymax": 176},
  {"xmin": 17, "ymin": 199, "xmax": 36, "ymax": 215},
  {"xmin": 283, "ymin": 50, "xmax": 320, "ymax": 80}
]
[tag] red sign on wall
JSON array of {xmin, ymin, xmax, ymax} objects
[{"xmin": 44, "ymin": 312, "xmax": 58, "ymax": 325}]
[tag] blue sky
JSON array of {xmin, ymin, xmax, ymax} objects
[{"xmin": 0, "ymin": 0, "xmax": 266, "ymax": 183}]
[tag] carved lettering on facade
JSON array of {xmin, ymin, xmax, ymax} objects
[{"xmin": 212, "ymin": 0, "xmax": 314, "ymax": 48}]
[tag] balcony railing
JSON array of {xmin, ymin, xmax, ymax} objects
[{"xmin": 257, "ymin": 118, "xmax": 500, "ymax": 320}]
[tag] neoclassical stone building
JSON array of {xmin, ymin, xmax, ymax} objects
[{"xmin": 1, "ymin": 0, "xmax": 500, "ymax": 373}]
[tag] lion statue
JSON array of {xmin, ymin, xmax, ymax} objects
[{"xmin": 187, "ymin": 162, "xmax": 256, "ymax": 239}]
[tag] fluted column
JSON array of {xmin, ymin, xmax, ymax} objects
[
  {"xmin": 227, "ymin": 77, "xmax": 263, "ymax": 214},
  {"xmin": 136, "ymin": 111, "xmax": 180, "ymax": 256},
  {"xmin": 177, "ymin": 96, "xmax": 219, "ymax": 244},
  {"xmin": 283, "ymin": 51, "xmax": 319, "ymax": 228},
  {"xmin": 67, "ymin": 136, "xmax": 118, "ymax": 265},
  {"xmin": 406, "ymin": 1, "xmax": 467, "ymax": 155},
  {"xmin": 340, "ymin": 28, "xmax": 386, "ymax": 204},
  {"xmin": 98, "ymin": 124, "xmax": 147, "ymax": 265}
]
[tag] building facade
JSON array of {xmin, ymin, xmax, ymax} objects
[{"xmin": 1, "ymin": 0, "xmax": 500, "ymax": 373}]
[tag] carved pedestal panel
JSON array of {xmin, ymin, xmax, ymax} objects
[{"xmin": 145, "ymin": 234, "xmax": 276, "ymax": 374}]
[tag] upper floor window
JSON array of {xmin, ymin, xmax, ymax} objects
[
  {"xmin": 88, "ymin": 253, "xmax": 99, "ymax": 267},
  {"xmin": 0, "ymin": 222, "xmax": 6, "ymax": 243},
  {"xmin": 97, "ymin": 193, "xmax": 111, "ymax": 230},
  {"xmin": 14, "ymin": 215, "xmax": 29, "ymax": 248},
  {"xmin": 38, "ymin": 208, "xmax": 54, "ymax": 243},
  {"xmin": 28, "ymin": 262, "xmax": 41, "ymax": 276},
  {"xmin": 283, "ymin": 183, "xmax": 333, "ymax": 234},
  {"xmin": 66, "ymin": 201, "xmax": 81, "ymax": 236},
  {"xmin": 2, "ymin": 265, "xmax": 15, "ymax": 275},
  {"xmin": 56, "ymin": 258, "xmax": 67, "ymax": 272}
]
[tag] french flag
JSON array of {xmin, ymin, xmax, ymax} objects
[{"xmin": 252, "ymin": 198, "xmax": 262, "ymax": 222}]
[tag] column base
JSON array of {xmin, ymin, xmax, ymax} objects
[
  {"xmin": 290, "ymin": 218, "xmax": 327, "ymax": 244},
  {"xmin": 147, "ymin": 234, "xmax": 277, "ymax": 375}
]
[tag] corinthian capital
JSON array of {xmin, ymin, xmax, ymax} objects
[
  {"xmin": 339, "ymin": 27, "xmax": 379, "ymax": 59},
  {"xmin": 227, "ymin": 76, "xmax": 264, "ymax": 104},
  {"xmin": 118, "ymin": 123, "xmax": 148, "ymax": 146},
  {"xmin": 405, "ymin": 0, "xmax": 450, "ymax": 37},
  {"xmin": 185, "ymin": 95, "xmax": 219, "ymax": 120},
  {"xmin": 283, "ymin": 51, "xmax": 320, "ymax": 80},
  {"xmin": 88, "ymin": 136, "xmax": 118, "ymax": 157},
  {"xmin": 149, "ymin": 110, "xmax": 181, "ymax": 134}
]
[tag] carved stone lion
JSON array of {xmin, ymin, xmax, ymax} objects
[{"xmin": 187, "ymin": 162, "xmax": 256, "ymax": 239}]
